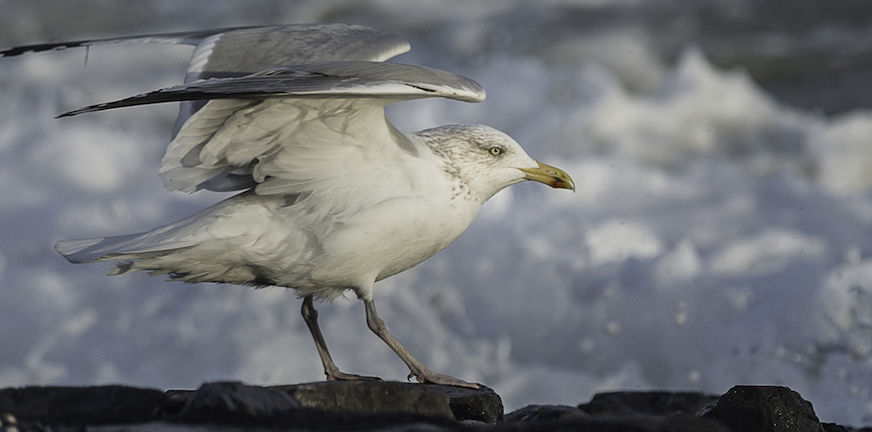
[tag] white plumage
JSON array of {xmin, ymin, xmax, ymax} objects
[{"xmin": 3, "ymin": 24, "xmax": 574, "ymax": 388}]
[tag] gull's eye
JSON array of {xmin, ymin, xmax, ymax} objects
[{"xmin": 489, "ymin": 147, "xmax": 502, "ymax": 156}]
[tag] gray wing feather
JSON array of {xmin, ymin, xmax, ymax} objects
[
  {"xmin": 178, "ymin": 24, "xmax": 409, "ymax": 133},
  {"xmin": 59, "ymin": 61, "xmax": 485, "ymax": 117},
  {"xmin": 184, "ymin": 24, "xmax": 410, "ymax": 81},
  {"xmin": 0, "ymin": 27, "xmax": 232, "ymax": 57},
  {"xmin": 0, "ymin": 24, "xmax": 409, "ymax": 69},
  {"xmin": 2, "ymin": 24, "xmax": 411, "ymax": 133}
]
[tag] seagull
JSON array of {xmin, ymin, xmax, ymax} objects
[{"xmin": 2, "ymin": 24, "xmax": 574, "ymax": 388}]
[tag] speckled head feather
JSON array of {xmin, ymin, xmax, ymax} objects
[{"xmin": 416, "ymin": 124, "xmax": 540, "ymax": 203}]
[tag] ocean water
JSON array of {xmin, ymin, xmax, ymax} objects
[{"xmin": 2, "ymin": 0, "xmax": 872, "ymax": 427}]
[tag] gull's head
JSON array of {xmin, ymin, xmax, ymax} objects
[{"xmin": 418, "ymin": 124, "xmax": 574, "ymax": 203}]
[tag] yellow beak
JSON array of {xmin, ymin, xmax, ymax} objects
[{"xmin": 520, "ymin": 161, "xmax": 575, "ymax": 191}]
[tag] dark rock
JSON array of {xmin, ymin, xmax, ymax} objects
[
  {"xmin": 0, "ymin": 381, "xmax": 497, "ymax": 430},
  {"xmin": 498, "ymin": 398, "xmax": 729, "ymax": 432},
  {"xmin": 0, "ymin": 384, "xmax": 165, "ymax": 425},
  {"xmin": 699, "ymin": 385, "xmax": 823, "ymax": 432},
  {"xmin": 165, "ymin": 380, "xmax": 499, "ymax": 429},
  {"xmin": 167, "ymin": 383, "xmax": 460, "ymax": 429},
  {"xmin": 427, "ymin": 383, "xmax": 504, "ymax": 423},
  {"xmin": 0, "ymin": 382, "xmax": 865, "ymax": 431},
  {"xmin": 169, "ymin": 381, "xmax": 302, "ymax": 423},
  {"xmin": 177, "ymin": 381, "xmax": 503, "ymax": 423},
  {"xmin": 500, "ymin": 410, "xmax": 729, "ymax": 431},
  {"xmin": 276, "ymin": 381, "xmax": 454, "ymax": 419},
  {"xmin": 504, "ymin": 404, "xmax": 591, "ymax": 423},
  {"xmin": 579, "ymin": 391, "xmax": 719, "ymax": 417}
]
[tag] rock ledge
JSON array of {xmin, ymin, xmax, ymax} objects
[{"xmin": 0, "ymin": 382, "xmax": 865, "ymax": 431}]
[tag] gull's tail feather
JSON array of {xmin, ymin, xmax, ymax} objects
[
  {"xmin": 55, "ymin": 231, "xmax": 192, "ymax": 267},
  {"xmin": 54, "ymin": 203, "xmax": 222, "ymax": 266},
  {"xmin": 53, "ymin": 193, "xmax": 298, "ymax": 285},
  {"xmin": 55, "ymin": 232, "xmax": 203, "ymax": 279},
  {"xmin": 56, "ymin": 234, "xmax": 144, "ymax": 263},
  {"xmin": 55, "ymin": 230, "xmax": 275, "ymax": 285}
]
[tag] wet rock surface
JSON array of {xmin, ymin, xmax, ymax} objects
[
  {"xmin": 0, "ymin": 382, "xmax": 867, "ymax": 431},
  {"xmin": 698, "ymin": 386, "xmax": 824, "ymax": 432}
]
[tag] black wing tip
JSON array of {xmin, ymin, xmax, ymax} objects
[
  {"xmin": 56, "ymin": 100, "xmax": 160, "ymax": 118},
  {"xmin": 56, "ymin": 108, "xmax": 93, "ymax": 119},
  {"xmin": 0, "ymin": 26, "xmax": 252, "ymax": 59},
  {"xmin": 0, "ymin": 40, "xmax": 89, "ymax": 58},
  {"xmin": 54, "ymin": 86, "xmax": 237, "ymax": 118}
]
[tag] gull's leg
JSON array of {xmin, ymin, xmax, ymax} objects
[
  {"xmin": 301, "ymin": 295, "xmax": 381, "ymax": 382},
  {"xmin": 363, "ymin": 298, "xmax": 479, "ymax": 389}
]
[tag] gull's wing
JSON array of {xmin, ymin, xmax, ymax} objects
[
  {"xmin": 54, "ymin": 60, "xmax": 484, "ymax": 195},
  {"xmin": 2, "ymin": 24, "xmax": 411, "ymax": 134},
  {"xmin": 151, "ymin": 61, "xmax": 484, "ymax": 195},
  {"xmin": 3, "ymin": 24, "xmax": 484, "ymax": 197}
]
